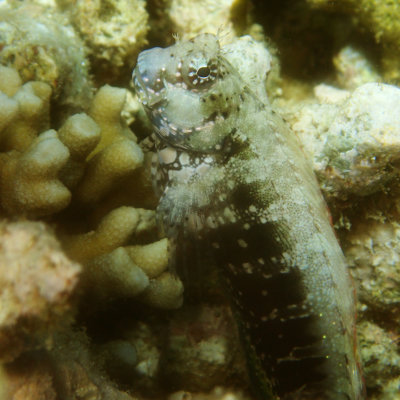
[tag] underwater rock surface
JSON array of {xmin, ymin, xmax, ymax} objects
[{"xmin": 0, "ymin": 0, "xmax": 399, "ymax": 399}]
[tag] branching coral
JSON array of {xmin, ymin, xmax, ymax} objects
[
  {"xmin": 63, "ymin": 208, "xmax": 183, "ymax": 309},
  {"xmin": 63, "ymin": 206, "xmax": 155, "ymax": 264},
  {"xmin": 0, "ymin": 67, "xmax": 146, "ymax": 218},
  {"xmin": 0, "ymin": 2, "xmax": 185, "ymax": 399},
  {"xmin": 0, "ymin": 62, "xmax": 184, "ymax": 395},
  {"xmin": 88, "ymin": 85, "xmax": 138, "ymax": 156},
  {"xmin": 58, "ymin": 113, "xmax": 101, "ymax": 189},
  {"xmin": 0, "ymin": 62, "xmax": 181, "ymax": 309},
  {"xmin": 0, "ymin": 130, "xmax": 71, "ymax": 217},
  {"xmin": 0, "ymin": 67, "xmax": 51, "ymax": 152},
  {"xmin": 76, "ymin": 85, "xmax": 144, "ymax": 204}
]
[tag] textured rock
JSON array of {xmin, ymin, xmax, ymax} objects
[
  {"xmin": 167, "ymin": 0, "xmax": 251, "ymax": 42},
  {"xmin": 59, "ymin": 0, "xmax": 148, "ymax": 83},
  {"xmin": 306, "ymin": 0, "xmax": 400, "ymax": 83},
  {"xmin": 0, "ymin": 2, "xmax": 92, "ymax": 108},
  {"xmin": 163, "ymin": 304, "xmax": 244, "ymax": 392},
  {"xmin": 357, "ymin": 321, "xmax": 400, "ymax": 400},
  {"xmin": 0, "ymin": 221, "xmax": 80, "ymax": 362},
  {"xmin": 221, "ymin": 36, "xmax": 271, "ymax": 102},
  {"xmin": 344, "ymin": 218, "xmax": 400, "ymax": 313},
  {"xmin": 168, "ymin": 388, "xmax": 250, "ymax": 400},
  {"xmin": 333, "ymin": 46, "xmax": 381, "ymax": 90},
  {"xmin": 0, "ymin": 329, "xmax": 139, "ymax": 400},
  {"xmin": 289, "ymin": 83, "xmax": 400, "ymax": 202}
]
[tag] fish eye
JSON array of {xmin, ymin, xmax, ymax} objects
[
  {"xmin": 186, "ymin": 57, "xmax": 218, "ymax": 88},
  {"xmin": 197, "ymin": 66, "xmax": 210, "ymax": 78}
]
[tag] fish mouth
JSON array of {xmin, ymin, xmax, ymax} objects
[
  {"xmin": 132, "ymin": 48, "xmax": 168, "ymax": 107},
  {"xmin": 132, "ymin": 67, "xmax": 156, "ymax": 107},
  {"xmin": 132, "ymin": 66, "xmax": 145, "ymax": 92},
  {"xmin": 132, "ymin": 64, "xmax": 180, "ymax": 146}
]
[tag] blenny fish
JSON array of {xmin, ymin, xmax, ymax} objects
[{"xmin": 132, "ymin": 33, "xmax": 364, "ymax": 400}]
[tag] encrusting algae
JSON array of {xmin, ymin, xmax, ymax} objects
[{"xmin": 0, "ymin": 0, "xmax": 399, "ymax": 399}]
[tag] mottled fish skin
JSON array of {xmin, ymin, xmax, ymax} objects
[{"xmin": 133, "ymin": 34, "xmax": 364, "ymax": 400}]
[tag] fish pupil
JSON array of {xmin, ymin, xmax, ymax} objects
[{"xmin": 197, "ymin": 66, "xmax": 210, "ymax": 78}]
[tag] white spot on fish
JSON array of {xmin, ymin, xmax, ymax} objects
[
  {"xmin": 242, "ymin": 262, "xmax": 253, "ymax": 274},
  {"xmin": 159, "ymin": 147, "xmax": 177, "ymax": 164},
  {"xmin": 238, "ymin": 238, "xmax": 248, "ymax": 248}
]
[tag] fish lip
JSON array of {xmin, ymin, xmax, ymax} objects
[
  {"xmin": 132, "ymin": 67, "xmax": 148, "ymax": 99},
  {"xmin": 132, "ymin": 67, "xmax": 142, "ymax": 90},
  {"xmin": 132, "ymin": 66, "xmax": 167, "ymax": 109}
]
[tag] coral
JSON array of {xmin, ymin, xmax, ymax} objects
[
  {"xmin": 287, "ymin": 82, "xmax": 400, "ymax": 202},
  {"xmin": 0, "ymin": 63, "xmax": 178, "ymax": 312},
  {"xmin": 306, "ymin": 0, "xmax": 400, "ymax": 83},
  {"xmin": 58, "ymin": 0, "xmax": 148, "ymax": 84},
  {"xmin": 126, "ymin": 239, "xmax": 169, "ymax": 279},
  {"xmin": 75, "ymin": 128, "xmax": 143, "ymax": 204},
  {"xmin": 333, "ymin": 46, "xmax": 381, "ymax": 90},
  {"xmin": 0, "ymin": 1, "xmax": 399, "ymax": 398},
  {"xmin": 162, "ymin": 304, "xmax": 244, "ymax": 392},
  {"xmin": 88, "ymin": 85, "xmax": 138, "ymax": 155},
  {"xmin": 357, "ymin": 321, "xmax": 400, "ymax": 400},
  {"xmin": 63, "ymin": 207, "xmax": 183, "ymax": 309},
  {"xmin": 167, "ymin": 0, "xmax": 252, "ymax": 42},
  {"xmin": 138, "ymin": 271, "xmax": 183, "ymax": 309},
  {"xmin": 84, "ymin": 247, "xmax": 150, "ymax": 300},
  {"xmin": 0, "ymin": 66, "xmax": 51, "ymax": 152},
  {"xmin": 0, "ymin": 71, "xmax": 94, "ymax": 218},
  {"xmin": 0, "ymin": 130, "xmax": 71, "ymax": 217},
  {"xmin": 0, "ymin": 93, "xmax": 18, "ymax": 135},
  {"xmin": 58, "ymin": 113, "xmax": 101, "ymax": 189},
  {"xmin": 221, "ymin": 36, "xmax": 271, "ymax": 102},
  {"xmin": 0, "ymin": 221, "xmax": 80, "ymax": 363},
  {"xmin": 343, "ymin": 217, "xmax": 400, "ymax": 315},
  {"xmin": 117, "ymin": 321, "xmax": 162, "ymax": 391},
  {"xmin": 0, "ymin": 2, "xmax": 92, "ymax": 108},
  {"xmin": 62, "ymin": 206, "xmax": 155, "ymax": 264},
  {"xmin": 76, "ymin": 85, "xmax": 144, "ymax": 204},
  {"xmin": 0, "ymin": 66, "xmax": 146, "ymax": 217},
  {"xmin": 0, "ymin": 329, "xmax": 139, "ymax": 400},
  {"xmin": 338, "ymin": 199, "xmax": 400, "ymax": 398},
  {"xmin": 0, "ymin": 64, "xmax": 22, "ymax": 97},
  {"xmin": 168, "ymin": 387, "xmax": 250, "ymax": 400}
]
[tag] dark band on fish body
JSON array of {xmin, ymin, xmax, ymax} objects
[{"xmin": 203, "ymin": 198, "xmax": 332, "ymax": 397}]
